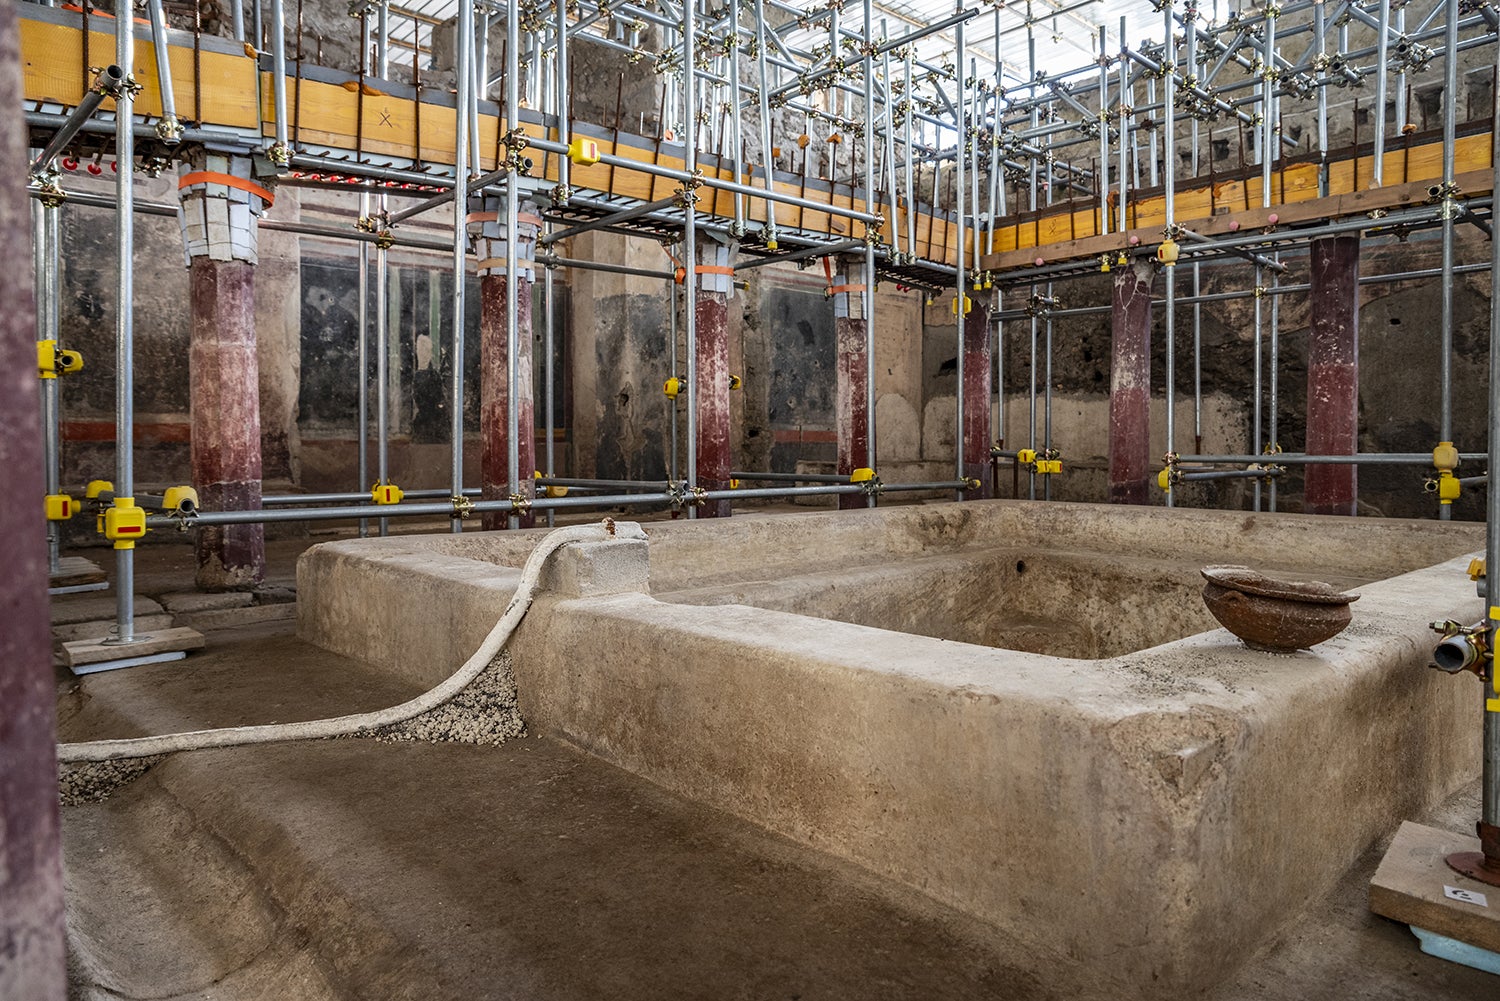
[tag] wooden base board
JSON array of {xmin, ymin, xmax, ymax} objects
[
  {"xmin": 1370, "ymin": 820, "xmax": 1500, "ymax": 955},
  {"xmin": 61, "ymin": 626, "xmax": 206, "ymax": 670},
  {"xmin": 49, "ymin": 556, "xmax": 106, "ymax": 589}
]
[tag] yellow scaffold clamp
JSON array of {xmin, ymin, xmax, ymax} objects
[
  {"xmin": 102, "ymin": 497, "xmax": 147, "ymax": 550},
  {"xmin": 728, "ymin": 374, "xmax": 743, "ymax": 391},
  {"xmin": 37, "ymin": 340, "xmax": 83, "ymax": 379},
  {"xmin": 1157, "ymin": 451, "xmax": 1182, "ymax": 492},
  {"xmin": 371, "ymin": 480, "xmax": 405, "ymax": 505},
  {"xmin": 1432, "ymin": 441, "xmax": 1461, "ymax": 506},
  {"xmin": 161, "ymin": 485, "xmax": 199, "ymax": 515},
  {"xmin": 664, "ymin": 376, "xmax": 683, "ymax": 399},
  {"xmin": 536, "ymin": 470, "xmax": 569, "ymax": 499},
  {"xmin": 568, "ymin": 137, "xmax": 601, "ymax": 166},
  {"xmin": 44, "ymin": 494, "xmax": 76, "ymax": 521}
]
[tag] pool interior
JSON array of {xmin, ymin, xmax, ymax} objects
[{"xmin": 659, "ymin": 546, "xmax": 1377, "ymax": 660}]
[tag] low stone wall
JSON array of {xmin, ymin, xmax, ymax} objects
[{"xmin": 296, "ymin": 501, "xmax": 1486, "ymax": 994}]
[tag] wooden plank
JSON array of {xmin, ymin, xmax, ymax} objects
[
  {"xmin": 1369, "ymin": 821, "xmax": 1500, "ymax": 954},
  {"xmin": 20, "ymin": 12, "xmax": 1499, "ymax": 272},
  {"xmin": 980, "ymin": 169, "xmax": 1497, "ymax": 272}
]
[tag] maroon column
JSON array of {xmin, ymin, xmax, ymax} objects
[
  {"xmin": 190, "ymin": 258, "xmax": 265, "ymax": 589},
  {"xmin": 479, "ymin": 273, "xmax": 535, "ymax": 530},
  {"xmin": 694, "ymin": 241, "xmax": 735, "ymax": 518},
  {"xmin": 0, "ymin": 2, "xmax": 67, "ymax": 995},
  {"xmin": 961, "ymin": 298, "xmax": 993, "ymax": 499},
  {"xmin": 833, "ymin": 255, "xmax": 868, "ymax": 511},
  {"xmin": 1108, "ymin": 258, "xmax": 1154, "ymax": 504},
  {"xmin": 1305, "ymin": 236, "xmax": 1360, "ymax": 515}
]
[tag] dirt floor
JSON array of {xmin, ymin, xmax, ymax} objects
[{"xmin": 52, "ymin": 532, "xmax": 1499, "ymax": 1000}]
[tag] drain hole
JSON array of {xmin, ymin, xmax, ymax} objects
[{"xmin": 1015, "ymin": 560, "xmax": 1027, "ymax": 574}]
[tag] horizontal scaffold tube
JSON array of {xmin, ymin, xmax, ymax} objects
[
  {"xmin": 1179, "ymin": 453, "xmax": 1487, "ymax": 466},
  {"xmin": 144, "ymin": 480, "xmax": 973, "ymax": 528}
]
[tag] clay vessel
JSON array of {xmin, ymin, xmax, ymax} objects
[{"xmin": 1200, "ymin": 565, "xmax": 1359, "ymax": 653}]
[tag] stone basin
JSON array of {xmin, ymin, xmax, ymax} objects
[{"xmin": 297, "ymin": 500, "xmax": 1485, "ymax": 996}]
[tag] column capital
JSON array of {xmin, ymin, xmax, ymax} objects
[
  {"xmin": 469, "ymin": 196, "xmax": 541, "ymax": 280},
  {"xmin": 830, "ymin": 254, "xmax": 867, "ymax": 320},
  {"xmin": 694, "ymin": 236, "xmax": 739, "ymax": 300},
  {"xmin": 176, "ymin": 151, "xmax": 273, "ymax": 265}
]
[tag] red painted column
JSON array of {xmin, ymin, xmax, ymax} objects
[
  {"xmin": 189, "ymin": 259, "xmax": 265, "ymax": 588},
  {"xmin": 479, "ymin": 273, "xmax": 535, "ymax": 530},
  {"xmin": 833, "ymin": 255, "xmax": 868, "ymax": 511},
  {"xmin": 1108, "ymin": 258, "xmax": 1154, "ymax": 505},
  {"xmin": 473, "ymin": 200, "xmax": 539, "ymax": 530},
  {"xmin": 961, "ymin": 297, "xmax": 993, "ymax": 499},
  {"xmin": 1305, "ymin": 236, "xmax": 1360, "ymax": 515},
  {"xmin": 0, "ymin": 2, "xmax": 67, "ymax": 994},
  {"xmin": 694, "ymin": 240, "xmax": 736, "ymax": 518},
  {"xmin": 179, "ymin": 153, "xmax": 270, "ymax": 590}
]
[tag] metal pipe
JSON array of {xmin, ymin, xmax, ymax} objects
[
  {"xmin": 473, "ymin": 10, "xmax": 486, "ymax": 173},
  {"xmin": 683, "ymin": 0, "xmax": 699, "ymax": 519},
  {"xmin": 1373, "ymin": 0, "xmax": 1389, "ymax": 187},
  {"xmin": 376, "ymin": 235, "xmax": 390, "ymax": 536},
  {"xmin": 954, "ymin": 15, "xmax": 967, "ymax": 496},
  {"xmin": 1269, "ymin": 258, "xmax": 1280, "ymax": 511},
  {"xmin": 555, "ymin": 0, "xmax": 570, "ymax": 198},
  {"xmin": 1182, "ymin": 453, "xmax": 1487, "ymax": 466},
  {"xmin": 1439, "ymin": 0, "xmax": 1459, "ymax": 521},
  {"xmin": 145, "ymin": 0, "xmax": 181, "ymax": 144},
  {"xmin": 1315, "ymin": 0, "xmax": 1328, "ymax": 195},
  {"xmin": 862, "ymin": 0, "xmax": 877, "ymax": 503},
  {"xmin": 1163, "ymin": 0, "xmax": 1176, "ymax": 507},
  {"xmin": 28, "ymin": 65, "xmax": 124, "ymax": 173},
  {"xmin": 269, "ymin": 0, "xmax": 289, "ymax": 161},
  {"xmin": 1178, "ymin": 468, "xmax": 1284, "ymax": 482},
  {"xmin": 1484, "ymin": 24, "xmax": 1500, "ymax": 844},
  {"xmin": 753, "ymin": 0, "xmax": 777, "ymax": 245},
  {"xmin": 35, "ymin": 198, "xmax": 61, "ymax": 573},
  {"xmin": 542, "ymin": 196, "xmax": 680, "ymax": 244},
  {"xmin": 730, "ymin": 471, "xmax": 853, "ymax": 484},
  {"xmin": 527, "ymin": 135, "xmax": 882, "ymax": 224},
  {"xmin": 231, "ymin": 0, "xmax": 244, "ymax": 41},
  {"xmin": 997, "ymin": 200, "xmax": 1486, "ymax": 287},
  {"xmin": 112, "ymin": 3, "xmax": 136, "ymax": 644},
  {"xmin": 1098, "ymin": 25, "xmax": 1109, "ymax": 237},
  {"xmin": 149, "ymin": 475, "xmax": 972, "ymax": 530},
  {"xmin": 544, "ymin": 250, "xmax": 557, "ymax": 527},
  {"xmin": 734, "ymin": 238, "xmax": 863, "ymax": 272},
  {"xmin": 387, "ymin": 167, "xmax": 506, "ymax": 225},
  {"xmin": 1253, "ymin": 263, "xmax": 1263, "ymax": 511},
  {"xmin": 669, "ymin": 259, "xmax": 679, "ymax": 482},
  {"xmin": 502, "ymin": 1, "xmax": 521, "ymax": 531},
  {"xmin": 358, "ymin": 191, "xmax": 370, "ymax": 537},
  {"xmin": 450, "ymin": 0, "xmax": 475, "ymax": 533}
]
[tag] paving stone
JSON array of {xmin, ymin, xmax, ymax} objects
[
  {"xmin": 159, "ymin": 591, "xmax": 255, "ymax": 614},
  {"xmin": 177, "ymin": 603, "xmax": 297, "ymax": 630},
  {"xmin": 52, "ymin": 595, "xmax": 163, "ymax": 626}
]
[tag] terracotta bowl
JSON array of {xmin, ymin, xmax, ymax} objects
[{"xmin": 1200, "ymin": 565, "xmax": 1359, "ymax": 653}]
